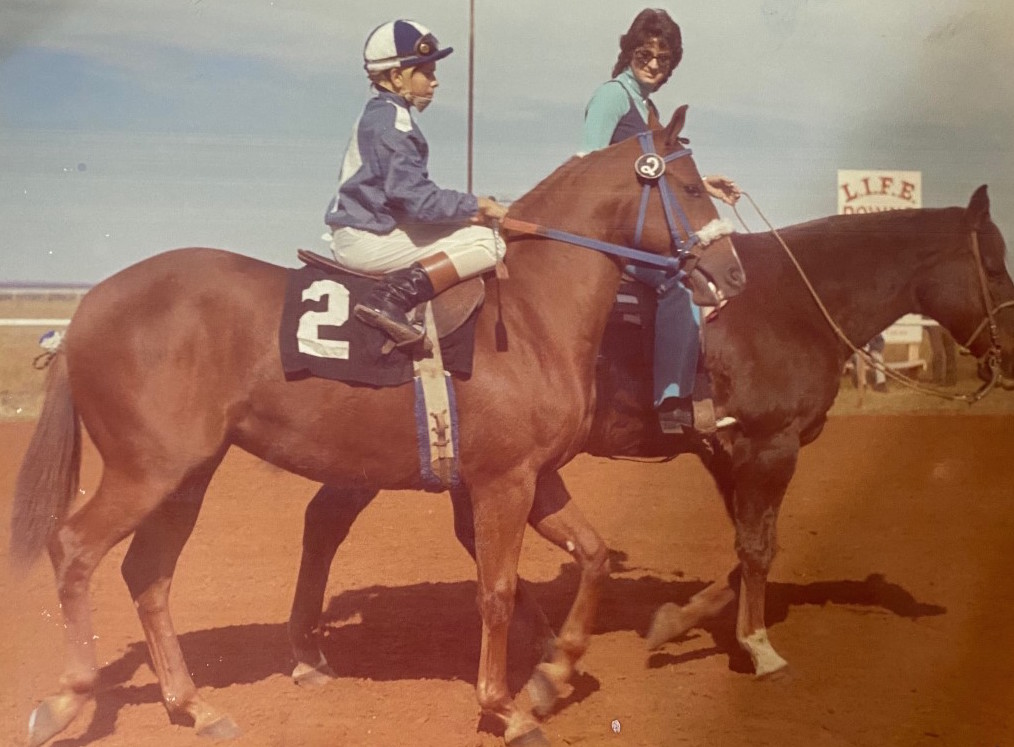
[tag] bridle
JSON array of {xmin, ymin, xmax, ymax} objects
[
  {"xmin": 629, "ymin": 131, "xmax": 734, "ymax": 269},
  {"xmin": 959, "ymin": 230, "xmax": 1014, "ymax": 396},
  {"xmin": 499, "ymin": 131, "xmax": 734, "ymax": 281},
  {"xmin": 737, "ymin": 192, "xmax": 1012, "ymax": 403}
]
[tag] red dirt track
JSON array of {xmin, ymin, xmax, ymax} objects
[{"xmin": 2, "ymin": 415, "xmax": 1013, "ymax": 746}]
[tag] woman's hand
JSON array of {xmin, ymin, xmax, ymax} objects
[
  {"xmin": 473, "ymin": 196, "xmax": 509, "ymax": 224},
  {"xmin": 703, "ymin": 175, "xmax": 741, "ymax": 205}
]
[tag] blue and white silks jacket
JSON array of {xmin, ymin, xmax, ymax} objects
[{"xmin": 324, "ymin": 90, "xmax": 478, "ymax": 234}]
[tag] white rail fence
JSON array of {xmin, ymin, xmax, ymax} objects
[{"xmin": 0, "ymin": 319, "xmax": 72, "ymax": 327}]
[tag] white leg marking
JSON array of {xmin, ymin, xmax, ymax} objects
[{"xmin": 742, "ymin": 627, "xmax": 788, "ymax": 676}]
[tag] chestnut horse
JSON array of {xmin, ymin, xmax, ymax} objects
[
  {"xmin": 9, "ymin": 108, "xmax": 744, "ymax": 747},
  {"xmin": 286, "ymin": 186, "xmax": 1014, "ymax": 694}
]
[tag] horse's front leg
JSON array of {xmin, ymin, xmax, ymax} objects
[
  {"xmin": 288, "ymin": 484, "xmax": 378, "ymax": 686},
  {"xmin": 729, "ymin": 431, "xmax": 799, "ymax": 677},
  {"xmin": 469, "ymin": 470, "xmax": 548, "ymax": 746},
  {"xmin": 523, "ymin": 471, "xmax": 609, "ymax": 717},
  {"xmin": 450, "ymin": 486, "xmax": 556, "ymax": 662}
]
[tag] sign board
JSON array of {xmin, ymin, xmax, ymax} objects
[
  {"xmin": 837, "ymin": 169, "xmax": 932, "ymax": 375},
  {"xmin": 837, "ymin": 169, "xmax": 921, "ymax": 214}
]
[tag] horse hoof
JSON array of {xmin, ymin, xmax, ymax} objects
[
  {"xmin": 196, "ymin": 714, "xmax": 242, "ymax": 740},
  {"xmin": 646, "ymin": 603, "xmax": 690, "ymax": 650},
  {"xmin": 508, "ymin": 726, "xmax": 551, "ymax": 746},
  {"xmin": 525, "ymin": 666, "xmax": 560, "ymax": 718},
  {"xmin": 755, "ymin": 661, "xmax": 791, "ymax": 681},
  {"xmin": 292, "ymin": 660, "xmax": 337, "ymax": 688},
  {"xmin": 28, "ymin": 693, "xmax": 86, "ymax": 747}
]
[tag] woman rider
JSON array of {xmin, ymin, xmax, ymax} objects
[
  {"xmin": 325, "ymin": 19, "xmax": 508, "ymax": 346},
  {"xmin": 581, "ymin": 9, "xmax": 740, "ymax": 433}
]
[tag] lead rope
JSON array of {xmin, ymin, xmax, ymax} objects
[{"xmin": 734, "ymin": 192, "xmax": 1007, "ymax": 404}]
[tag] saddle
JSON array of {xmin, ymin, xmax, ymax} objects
[
  {"xmin": 610, "ymin": 275, "xmax": 722, "ymax": 435},
  {"xmin": 297, "ymin": 249, "xmax": 485, "ymax": 342},
  {"xmin": 293, "ymin": 249, "xmax": 481, "ymax": 489}
]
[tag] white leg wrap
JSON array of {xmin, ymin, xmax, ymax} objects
[{"xmin": 741, "ymin": 628, "xmax": 789, "ymax": 677}]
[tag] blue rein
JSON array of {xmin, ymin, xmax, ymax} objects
[{"xmin": 499, "ymin": 133, "xmax": 700, "ymax": 274}]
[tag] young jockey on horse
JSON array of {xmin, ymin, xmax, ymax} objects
[
  {"xmin": 582, "ymin": 8, "xmax": 740, "ymax": 434},
  {"xmin": 325, "ymin": 19, "xmax": 508, "ymax": 345}
]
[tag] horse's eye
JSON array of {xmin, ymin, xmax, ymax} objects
[{"xmin": 684, "ymin": 184, "xmax": 703, "ymax": 197}]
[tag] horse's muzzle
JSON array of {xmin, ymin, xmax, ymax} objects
[
  {"xmin": 682, "ymin": 236, "xmax": 746, "ymax": 308},
  {"xmin": 684, "ymin": 257, "xmax": 746, "ymax": 308}
]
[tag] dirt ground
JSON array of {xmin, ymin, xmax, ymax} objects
[{"xmin": 2, "ymin": 410, "xmax": 1013, "ymax": 747}]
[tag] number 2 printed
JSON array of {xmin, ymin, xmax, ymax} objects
[{"xmin": 297, "ymin": 279, "xmax": 351, "ymax": 359}]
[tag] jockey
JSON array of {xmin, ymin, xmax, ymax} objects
[
  {"xmin": 581, "ymin": 9, "xmax": 739, "ymax": 434},
  {"xmin": 325, "ymin": 19, "xmax": 508, "ymax": 345}
]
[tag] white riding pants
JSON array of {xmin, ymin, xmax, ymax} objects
[{"xmin": 331, "ymin": 223, "xmax": 499, "ymax": 279}]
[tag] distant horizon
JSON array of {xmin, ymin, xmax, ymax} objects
[{"xmin": 0, "ymin": 280, "xmax": 93, "ymax": 289}]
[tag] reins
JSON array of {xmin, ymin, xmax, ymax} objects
[
  {"xmin": 497, "ymin": 216, "xmax": 684, "ymax": 273},
  {"xmin": 734, "ymin": 192, "xmax": 1012, "ymax": 404}
]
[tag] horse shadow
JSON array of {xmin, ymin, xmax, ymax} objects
[{"xmin": 51, "ymin": 563, "xmax": 945, "ymax": 745}]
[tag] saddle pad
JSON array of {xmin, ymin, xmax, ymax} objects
[{"xmin": 279, "ymin": 265, "xmax": 477, "ymax": 386}]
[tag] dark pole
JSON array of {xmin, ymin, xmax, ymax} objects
[{"xmin": 467, "ymin": 0, "xmax": 475, "ymax": 193}]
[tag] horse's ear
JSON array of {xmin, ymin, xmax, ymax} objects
[
  {"xmin": 664, "ymin": 105, "xmax": 689, "ymax": 149},
  {"xmin": 965, "ymin": 185, "xmax": 991, "ymax": 230}
]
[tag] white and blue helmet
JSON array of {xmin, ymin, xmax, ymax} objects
[{"xmin": 363, "ymin": 20, "xmax": 453, "ymax": 73}]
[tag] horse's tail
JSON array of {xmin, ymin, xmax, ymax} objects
[{"xmin": 9, "ymin": 351, "xmax": 81, "ymax": 574}]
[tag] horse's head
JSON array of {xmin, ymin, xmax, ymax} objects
[
  {"xmin": 617, "ymin": 105, "xmax": 746, "ymax": 307},
  {"xmin": 508, "ymin": 107, "xmax": 745, "ymax": 307},
  {"xmin": 916, "ymin": 186, "xmax": 1014, "ymax": 390},
  {"xmin": 957, "ymin": 187, "xmax": 1014, "ymax": 389}
]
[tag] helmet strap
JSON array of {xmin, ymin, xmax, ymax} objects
[{"xmin": 374, "ymin": 67, "xmax": 429, "ymax": 111}]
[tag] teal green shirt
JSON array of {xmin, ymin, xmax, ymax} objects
[{"xmin": 580, "ymin": 67, "xmax": 656, "ymax": 153}]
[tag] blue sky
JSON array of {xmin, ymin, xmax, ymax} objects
[{"xmin": 2, "ymin": 0, "xmax": 1013, "ymax": 283}]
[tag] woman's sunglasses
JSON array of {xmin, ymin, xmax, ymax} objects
[{"xmin": 633, "ymin": 48, "xmax": 673, "ymax": 69}]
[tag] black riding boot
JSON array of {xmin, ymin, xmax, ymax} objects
[{"xmin": 353, "ymin": 262, "xmax": 436, "ymax": 345}]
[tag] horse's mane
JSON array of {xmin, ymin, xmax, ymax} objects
[
  {"xmin": 779, "ymin": 207, "xmax": 959, "ymax": 238},
  {"xmin": 727, "ymin": 206, "xmax": 976, "ymax": 297}
]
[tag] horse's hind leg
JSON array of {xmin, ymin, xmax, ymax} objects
[
  {"xmin": 27, "ymin": 467, "xmax": 193, "ymax": 747},
  {"xmin": 646, "ymin": 573, "xmax": 737, "ymax": 650},
  {"xmin": 521, "ymin": 471, "xmax": 609, "ymax": 717},
  {"xmin": 119, "ymin": 464, "xmax": 240, "ymax": 737},
  {"xmin": 288, "ymin": 484, "xmax": 378, "ymax": 686}
]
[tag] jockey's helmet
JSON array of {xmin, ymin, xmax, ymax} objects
[{"xmin": 363, "ymin": 20, "xmax": 453, "ymax": 73}]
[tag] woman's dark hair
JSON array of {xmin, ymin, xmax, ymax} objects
[{"xmin": 611, "ymin": 8, "xmax": 683, "ymax": 87}]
